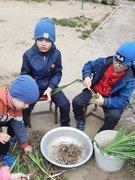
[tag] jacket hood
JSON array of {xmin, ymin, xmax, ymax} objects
[{"xmin": 0, "ymin": 87, "xmax": 13, "ymax": 109}]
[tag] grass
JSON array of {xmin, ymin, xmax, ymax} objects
[
  {"xmin": 15, "ymin": 40, "xmax": 30, "ymax": 46},
  {"xmin": 11, "ymin": 72, "xmax": 20, "ymax": 77},
  {"xmin": 0, "ymin": 72, "xmax": 19, "ymax": 86},
  {"xmin": 127, "ymin": 159, "xmax": 135, "ymax": 177},
  {"xmin": 52, "ymin": 18, "xmax": 77, "ymax": 27},
  {"xmin": 126, "ymin": 102, "xmax": 135, "ymax": 109},
  {"xmin": 0, "ymin": 19, "xmax": 6, "ymax": 23},
  {"xmin": 41, "ymin": 12, "xmax": 112, "ymax": 40}
]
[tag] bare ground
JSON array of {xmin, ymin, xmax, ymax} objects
[{"xmin": 0, "ymin": 0, "xmax": 135, "ymax": 179}]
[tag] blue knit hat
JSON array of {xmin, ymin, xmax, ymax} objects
[
  {"xmin": 114, "ymin": 41, "xmax": 135, "ymax": 67},
  {"xmin": 34, "ymin": 19, "xmax": 56, "ymax": 43},
  {"xmin": 9, "ymin": 75, "xmax": 39, "ymax": 103}
]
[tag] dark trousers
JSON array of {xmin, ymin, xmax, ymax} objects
[
  {"xmin": 72, "ymin": 88, "xmax": 124, "ymax": 132},
  {"xmin": 0, "ymin": 121, "xmax": 14, "ymax": 156},
  {"xmin": 0, "ymin": 141, "xmax": 10, "ymax": 156},
  {"xmin": 23, "ymin": 90, "xmax": 70, "ymax": 126}
]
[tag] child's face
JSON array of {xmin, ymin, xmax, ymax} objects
[
  {"xmin": 36, "ymin": 38, "xmax": 52, "ymax": 52},
  {"xmin": 11, "ymin": 97, "xmax": 30, "ymax": 110},
  {"xmin": 113, "ymin": 58, "xmax": 128, "ymax": 73}
]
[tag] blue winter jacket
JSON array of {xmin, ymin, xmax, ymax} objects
[
  {"xmin": 20, "ymin": 43, "xmax": 62, "ymax": 91},
  {"xmin": 82, "ymin": 56, "xmax": 135, "ymax": 109}
]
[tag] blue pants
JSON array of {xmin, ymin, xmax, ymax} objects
[
  {"xmin": 23, "ymin": 90, "xmax": 70, "ymax": 126},
  {"xmin": 72, "ymin": 88, "xmax": 124, "ymax": 132}
]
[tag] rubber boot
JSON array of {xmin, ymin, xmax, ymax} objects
[
  {"xmin": 0, "ymin": 153, "xmax": 15, "ymax": 167},
  {"xmin": 76, "ymin": 119, "xmax": 85, "ymax": 131}
]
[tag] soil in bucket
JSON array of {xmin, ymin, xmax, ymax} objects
[{"xmin": 93, "ymin": 130, "xmax": 125, "ymax": 172}]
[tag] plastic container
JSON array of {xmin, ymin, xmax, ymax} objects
[{"xmin": 94, "ymin": 130, "xmax": 125, "ymax": 172}]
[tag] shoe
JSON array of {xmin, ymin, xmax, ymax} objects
[
  {"xmin": 0, "ymin": 153, "xmax": 15, "ymax": 167},
  {"xmin": 60, "ymin": 119, "xmax": 70, "ymax": 127},
  {"xmin": 76, "ymin": 120, "xmax": 85, "ymax": 131},
  {"xmin": 10, "ymin": 137, "xmax": 17, "ymax": 145},
  {"xmin": 61, "ymin": 123, "xmax": 70, "ymax": 127}
]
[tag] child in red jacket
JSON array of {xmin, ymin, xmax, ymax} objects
[{"xmin": 0, "ymin": 75, "xmax": 39, "ymax": 167}]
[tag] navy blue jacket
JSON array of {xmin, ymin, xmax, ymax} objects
[
  {"xmin": 20, "ymin": 43, "xmax": 62, "ymax": 91},
  {"xmin": 82, "ymin": 56, "xmax": 134, "ymax": 109}
]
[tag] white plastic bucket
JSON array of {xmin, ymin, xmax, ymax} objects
[{"xmin": 94, "ymin": 130, "xmax": 125, "ymax": 172}]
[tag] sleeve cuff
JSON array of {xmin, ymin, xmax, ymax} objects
[
  {"xmin": 49, "ymin": 83, "xmax": 55, "ymax": 91},
  {"xmin": 20, "ymin": 142, "xmax": 28, "ymax": 149}
]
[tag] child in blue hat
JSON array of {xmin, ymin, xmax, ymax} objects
[
  {"xmin": 72, "ymin": 41, "xmax": 135, "ymax": 132},
  {"xmin": 0, "ymin": 75, "xmax": 39, "ymax": 167},
  {"xmin": 20, "ymin": 19, "xmax": 70, "ymax": 127}
]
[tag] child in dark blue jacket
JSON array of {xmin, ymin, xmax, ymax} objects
[
  {"xmin": 20, "ymin": 19, "xmax": 70, "ymax": 127},
  {"xmin": 72, "ymin": 41, "xmax": 135, "ymax": 132}
]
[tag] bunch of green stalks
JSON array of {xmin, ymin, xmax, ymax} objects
[
  {"xmin": 10, "ymin": 147, "xmax": 69, "ymax": 180},
  {"xmin": 96, "ymin": 124, "xmax": 135, "ymax": 160}
]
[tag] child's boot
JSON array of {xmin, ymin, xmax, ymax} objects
[
  {"xmin": 0, "ymin": 153, "xmax": 15, "ymax": 167},
  {"xmin": 76, "ymin": 119, "xmax": 85, "ymax": 131},
  {"xmin": 61, "ymin": 119, "xmax": 70, "ymax": 127}
]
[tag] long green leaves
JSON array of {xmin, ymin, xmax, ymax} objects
[
  {"xmin": 51, "ymin": 79, "xmax": 83, "ymax": 95},
  {"xmin": 10, "ymin": 144, "xmax": 70, "ymax": 179},
  {"xmin": 27, "ymin": 152, "xmax": 53, "ymax": 179},
  {"xmin": 99, "ymin": 124, "xmax": 135, "ymax": 160}
]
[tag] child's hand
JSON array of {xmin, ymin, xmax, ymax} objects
[
  {"xmin": 91, "ymin": 93, "xmax": 104, "ymax": 106},
  {"xmin": 44, "ymin": 87, "xmax": 52, "ymax": 102},
  {"xmin": 10, "ymin": 172, "xmax": 27, "ymax": 180},
  {"xmin": 83, "ymin": 77, "xmax": 92, "ymax": 90},
  {"xmin": 24, "ymin": 145, "xmax": 32, "ymax": 154},
  {"xmin": 0, "ymin": 132, "xmax": 11, "ymax": 144}
]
